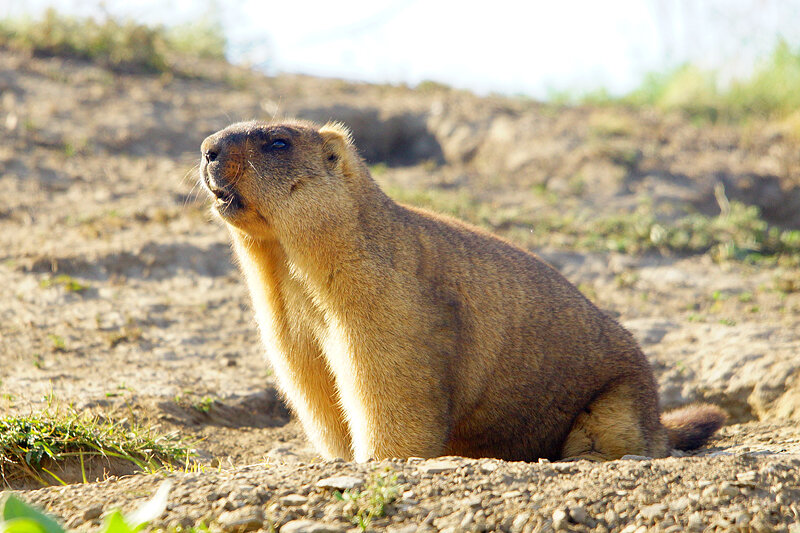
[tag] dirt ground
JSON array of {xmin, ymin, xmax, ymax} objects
[{"xmin": 1, "ymin": 49, "xmax": 799, "ymax": 531}]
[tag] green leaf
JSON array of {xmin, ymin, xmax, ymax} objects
[
  {"xmin": 1, "ymin": 517, "xmax": 49, "ymax": 533},
  {"xmin": 0, "ymin": 495, "xmax": 64, "ymax": 533},
  {"xmin": 101, "ymin": 511, "xmax": 134, "ymax": 533}
]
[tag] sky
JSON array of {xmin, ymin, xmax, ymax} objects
[{"xmin": 2, "ymin": 0, "xmax": 799, "ymax": 98}]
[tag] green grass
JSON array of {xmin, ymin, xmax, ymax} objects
[
  {"xmin": 388, "ymin": 186, "xmax": 800, "ymax": 265},
  {"xmin": 335, "ymin": 470, "xmax": 400, "ymax": 531},
  {"xmin": 0, "ymin": 8, "xmax": 226, "ymax": 73},
  {"xmin": 39, "ymin": 274, "xmax": 89, "ymax": 293},
  {"xmin": 625, "ymin": 40, "xmax": 800, "ymax": 122},
  {"xmin": 0, "ymin": 411, "xmax": 192, "ymax": 488}
]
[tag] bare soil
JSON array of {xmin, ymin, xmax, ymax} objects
[{"xmin": 1, "ymin": 49, "xmax": 799, "ymax": 531}]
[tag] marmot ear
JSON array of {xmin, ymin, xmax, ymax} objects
[{"xmin": 319, "ymin": 122, "xmax": 354, "ymax": 174}]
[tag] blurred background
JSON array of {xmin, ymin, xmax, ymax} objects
[{"xmin": 2, "ymin": 0, "xmax": 800, "ymax": 100}]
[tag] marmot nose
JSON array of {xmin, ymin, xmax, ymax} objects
[{"xmin": 201, "ymin": 136, "xmax": 223, "ymax": 164}]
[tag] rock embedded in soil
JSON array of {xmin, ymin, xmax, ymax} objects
[
  {"xmin": 280, "ymin": 519, "xmax": 346, "ymax": 533},
  {"xmin": 419, "ymin": 458, "xmax": 461, "ymax": 474},
  {"xmin": 216, "ymin": 506, "xmax": 264, "ymax": 532},
  {"xmin": 314, "ymin": 475, "xmax": 364, "ymax": 491}
]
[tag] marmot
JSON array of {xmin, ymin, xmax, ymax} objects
[{"xmin": 199, "ymin": 119, "xmax": 725, "ymax": 462}]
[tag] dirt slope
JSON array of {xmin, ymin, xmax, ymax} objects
[{"xmin": 0, "ymin": 49, "xmax": 799, "ymax": 531}]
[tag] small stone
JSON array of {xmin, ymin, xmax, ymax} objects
[
  {"xmin": 501, "ymin": 490, "xmax": 522, "ymax": 499},
  {"xmin": 217, "ymin": 507, "xmax": 264, "ymax": 532},
  {"xmin": 568, "ymin": 505, "xmax": 588, "ymax": 524},
  {"xmin": 719, "ymin": 481, "xmax": 739, "ymax": 498},
  {"xmin": 480, "ymin": 461, "xmax": 499, "ymax": 473},
  {"xmin": 460, "ymin": 510, "xmax": 475, "ymax": 528},
  {"xmin": 620, "ymin": 455, "xmax": 651, "ymax": 461},
  {"xmin": 669, "ymin": 496, "xmax": 691, "ymax": 513},
  {"xmin": 281, "ymin": 494, "xmax": 309, "ymax": 507},
  {"xmin": 510, "ymin": 512, "xmax": 531, "ymax": 533},
  {"xmin": 552, "ymin": 509, "xmax": 568, "ymax": 531},
  {"xmin": 604, "ymin": 509, "xmax": 619, "ymax": 527},
  {"xmin": 386, "ymin": 526, "xmax": 418, "ymax": 533},
  {"xmin": 619, "ymin": 524, "xmax": 638, "ymax": 533},
  {"xmin": 736, "ymin": 471, "xmax": 757, "ymax": 484},
  {"xmin": 280, "ymin": 519, "xmax": 346, "ymax": 533},
  {"xmin": 687, "ymin": 512, "xmax": 704, "ymax": 531},
  {"xmin": 315, "ymin": 476, "xmax": 364, "ymax": 491},
  {"xmin": 734, "ymin": 512, "xmax": 751, "ymax": 526},
  {"xmin": 421, "ymin": 459, "xmax": 461, "ymax": 474},
  {"xmin": 83, "ymin": 504, "xmax": 103, "ymax": 521},
  {"xmin": 701, "ymin": 486, "xmax": 716, "ymax": 499},
  {"xmin": 639, "ymin": 503, "xmax": 667, "ymax": 521},
  {"xmin": 462, "ymin": 495, "xmax": 483, "ymax": 508}
]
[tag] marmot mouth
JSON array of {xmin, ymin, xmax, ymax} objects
[
  {"xmin": 203, "ymin": 173, "xmax": 244, "ymax": 214},
  {"xmin": 212, "ymin": 188, "xmax": 244, "ymax": 213}
]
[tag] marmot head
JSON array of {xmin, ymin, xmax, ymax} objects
[{"xmin": 199, "ymin": 119, "xmax": 360, "ymax": 240}]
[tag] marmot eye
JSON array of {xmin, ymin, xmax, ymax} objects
[{"xmin": 264, "ymin": 139, "xmax": 289, "ymax": 151}]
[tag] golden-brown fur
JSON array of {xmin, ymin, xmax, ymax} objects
[{"xmin": 199, "ymin": 119, "xmax": 725, "ymax": 462}]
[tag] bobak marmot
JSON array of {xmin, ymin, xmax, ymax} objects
[{"xmin": 199, "ymin": 119, "xmax": 725, "ymax": 462}]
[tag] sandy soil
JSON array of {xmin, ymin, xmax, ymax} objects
[{"xmin": 1, "ymin": 49, "xmax": 799, "ymax": 531}]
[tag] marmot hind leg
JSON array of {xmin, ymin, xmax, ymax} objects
[{"xmin": 560, "ymin": 383, "xmax": 668, "ymax": 461}]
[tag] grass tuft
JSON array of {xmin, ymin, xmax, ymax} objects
[
  {"xmin": 388, "ymin": 186, "xmax": 800, "ymax": 265},
  {"xmin": 0, "ymin": 8, "xmax": 226, "ymax": 73},
  {"xmin": 0, "ymin": 411, "xmax": 192, "ymax": 488},
  {"xmin": 625, "ymin": 40, "xmax": 800, "ymax": 121},
  {"xmin": 335, "ymin": 470, "xmax": 400, "ymax": 531}
]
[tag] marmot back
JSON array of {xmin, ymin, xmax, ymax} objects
[{"xmin": 199, "ymin": 119, "xmax": 725, "ymax": 461}]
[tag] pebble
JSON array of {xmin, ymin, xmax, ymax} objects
[
  {"xmin": 386, "ymin": 526, "xmax": 418, "ymax": 533},
  {"xmin": 552, "ymin": 509, "xmax": 568, "ymax": 531},
  {"xmin": 639, "ymin": 503, "xmax": 667, "ymax": 521},
  {"xmin": 281, "ymin": 494, "xmax": 309, "ymax": 507},
  {"xmin": 82, "ymin": 504, "xmax": 103, "ymax": 520},
  {"xmin": 462, "ymin": 495, "xmax": 483, "ymax": 508},
  {"xmin": 719, "ymin": 481, "xmax": 739, "ymax": 498},
  {"xmin": 734, "ymin": 512, "xmax": 751, "ymax": 526},
  {"xmin": 314, "ymin": 476, "xmax": 364, "ymax": 491},
  {"xmin": 701, "ymin": 485, "xmax": 717, "ymax": 499},
  {"xmin": 420, "ymin": 459, "xmax": 461, "ymax": 474},
  {"xmin": 669, "ymin": 496, "xmax": 691, "ymax": 513},
  {"xmin": 620, "ymin": 455, "xmax": 652, "ymax": 461},
  {"xmin": 687, "ymin": 512, "xmax": 704, "ymax": 531},
  {"xmin": 604, "ymin": 509, "xmax": 619, "ymax": 527},
  {"xmin": 217, "ymin": 507, "xmax": 264, "ymax": 532},
  {"xmin": 737, "ymin": 471, "xmax": 758, "ymax": 484},
  {"xmin": 480, "ymin": 461, "xmax": 499, "ymax": 473},
  {"xmin": 568, "ymin": 504, "xmax": 588, "ymax": 524},
  {"xmin": 510, "ymin": 512, "xmax": 531, "ymax": 533},
  {"xmin": 280, "ymin": 519, "xmax": 346, "ymax": 533}
]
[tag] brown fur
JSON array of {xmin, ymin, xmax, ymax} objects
[{"xmin": 199, "ymin": 119, "xmax": 725, "ymax": 461}]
